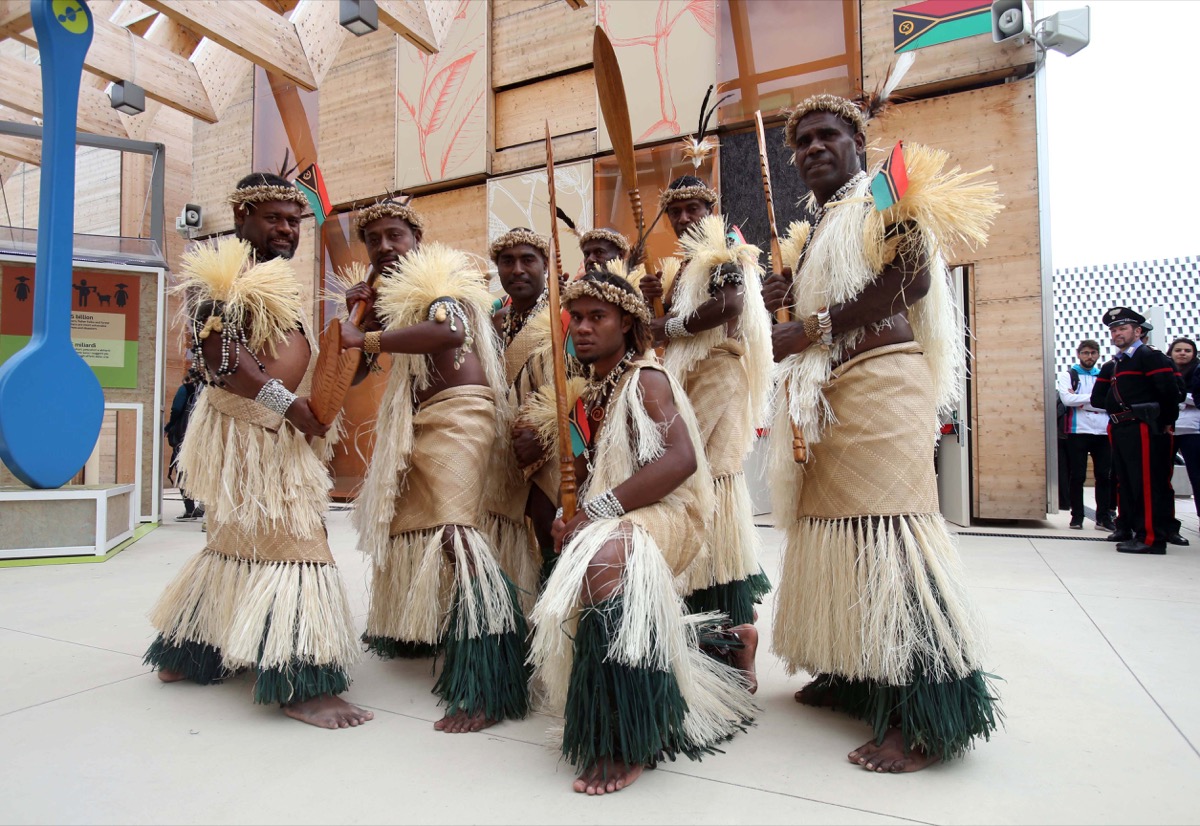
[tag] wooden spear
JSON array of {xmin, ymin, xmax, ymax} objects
[
  {"xmin": 754, "ymin": 110, "xmax": 807, "ymax": 463},
  {"xmin": 544, "ymin": 122, "xmax": 578, "ymax": 519}
]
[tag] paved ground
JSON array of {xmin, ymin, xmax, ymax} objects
[{"xmin": 1, "ymin": 494, "xmax": 1197, "ymax": 825}]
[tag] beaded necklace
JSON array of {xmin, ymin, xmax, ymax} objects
[
  {"xmin": 583, "ymin": 349, "xmax": 635, "ymax": 424},
  {"xmin": 501, "ymin": 289, "xmax": 548, "ymax": 347}
]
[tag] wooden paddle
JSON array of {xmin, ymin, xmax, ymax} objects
[
  {"xmin": 308, "ymin": 268, "xmax": 383, "ymax": 425},
  {"xmin": 0, "ymin": 0, "xmax": 104, "ymax": 489},
  {"xmin": 592, "ymin": 26, "xmax": 665, "ymax": 320},
  {"xmin": 754, "ymin": 111, "xmax": 806, "ymax": 463},
  {"xmin": 544, "ymin": 123, "xmax": 577, "ymax": 520}
]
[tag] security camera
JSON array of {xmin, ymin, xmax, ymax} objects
[{"xmin": 175, "ymin": 203, "xmax": 203, "ymax": 238}]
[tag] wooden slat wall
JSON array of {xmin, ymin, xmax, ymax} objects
[
  {"xmin": 870, "ymin": 81, "xmax": 1044, "ymax": 520},
  {"xmin": 494, "ymin": 69, "xmax": 596, "ymax": 150},
  {"xmin": 861, "ymin": 0, "xmax": 1036, "ymax": 95},
  {"xmin": 319, "ymin": 32, "xmax": 398, "ymax": 205},
  {"xmin": 75, "ymin": 147, "xmax": 122, "ymax": 236},
  {"xmin": 191, "ymin": 68, "xmax": 254, "ymax": 237},
  {"xmin": 491, "ymin": 0, "xmax": 593, "ymax": 89},
  {"xmin": 415, "ymin": 183, "xmax": 488, "ymax": 268}
]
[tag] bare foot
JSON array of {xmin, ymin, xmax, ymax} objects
[
  {"xmin": 434, "ymin": 709, "xmax": 497, "ymax": 733},
  {"xmin": 794, "ymin": 675, "xmax": 837, "ymax": 707},
  {"xmin": 282, "ymin": 694, "xmax": 374, "ymax": 730},
  {"xmin": 157, "ymin": 668, "xmax": 187, "ymax": 683},
  {"xmin": 573, "ymin": 757, "xmax": 644, "ymax": 795},
  {"xmin": 729, "ymin": 624, "xmax": 758, "ymax": 694},
  {"xmin": 848, "ymin": 728, "xmax": 941, "ymax": 773}
]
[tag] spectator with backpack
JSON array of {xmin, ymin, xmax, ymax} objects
[
  {"xmin": 1057, "ymin": 339, "xmax": 1113, "ymax": 530},
  {"xmin": 165, "ymin": 365, "xmax": 204, "ymax": 521}
]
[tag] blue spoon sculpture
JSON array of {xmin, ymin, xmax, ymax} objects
[{"xmin": 0, "ymin": 0, "xmax": 103, "ymax": 489}]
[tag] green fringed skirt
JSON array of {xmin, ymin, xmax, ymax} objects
[
  {"xmin": 684, "ymin": 570, "xmax": 771, "ymax": 627},
  {"xmin": 808, "ymin": 663, "xmax": 1002, "ymax": 762}
]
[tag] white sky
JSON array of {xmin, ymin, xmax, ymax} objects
[{"xmin": 1044, "ymin": 0, "xmax": 1200, "ymax": 268}]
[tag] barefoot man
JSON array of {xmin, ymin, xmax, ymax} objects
[
  {"xmin": 145, "ymin": 173, "xmax": 372, "ymax": 729},
  {"xmin": 341, "ymin": 200, "xmax": 531, "ymax": 734},
  {"xmin": 528, "ymin": 271, "xmax": 756, "ymax": 795},
  {"xmin": 762, "ymin": 94, "xmax": 1002, "ymax": 771}
]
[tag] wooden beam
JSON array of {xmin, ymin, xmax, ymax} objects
[
  {"xmin": 108, "ymin": 0, "xmax": 159, "ymax": 29},
  {"xmin": 290, "ymin": 0, "xmax": 346, "ymax": 87},
  {"xmin": 563, "ymin": 0, "xmax": 589, "ymax": 8},
  {"xmin": 0, "ymin": 1, "xmax": 32, "ymax": 34},
  {"xmin": 375, "ymin": 0, "xmax": 444, "ymax": 54},
  {"xmin": 0, "ymin": 53, "xmax": 129, "ymax": 137},
  {"xmin": 0, "ymin": 3, "xmax": 218, "ymax": 123},
  {"xmin": 0, "ymin": 134, "xmax": 40, "ymax": 166},
  {"xmin": 190, "ymin": 36, "xmax": 254, "ymax": 120},
  {"xmin": 141, "ymin": 0, "xmax": 317, "ymax": 90}
]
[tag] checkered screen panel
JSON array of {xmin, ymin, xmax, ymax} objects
[{"xmin": 1053, "ymin": 256, "xmax": 1200, "ymax": 370}]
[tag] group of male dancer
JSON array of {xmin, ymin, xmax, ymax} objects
[{"xmin": 144, "ymin": 92, "xmax": 1003, "ymax": 793}]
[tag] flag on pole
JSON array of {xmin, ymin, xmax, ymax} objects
[
  {"xmin": 893, "ymin": 0, "xmax": 991, "ymax": 53},
  {"xmin": 295, "ymin": 163, "xmax": 332, "ymax": 226},
  {"xmin": 871, "ymin": 141, "xmax": 909, "ymax": 212}
]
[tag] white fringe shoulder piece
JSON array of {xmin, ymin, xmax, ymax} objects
[
  {"xmin": 584, "ymin": 360, "xmax": 713, "ymax": 519},
  {"xmin": 774, "ymin": 143, "xmax": 1002, "ymax": 443},
  {"xmin": 667, "ymin": 214, "xmax": 773, "ymax": 429},
  {"xmin": 172, "ymin": 236, "xmax": 305, "ymax": 359},
  {"xmin": 353, "ymin": 243, "xmax": 509, "ymax": 562}
]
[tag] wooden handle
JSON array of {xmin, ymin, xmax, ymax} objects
[{"xmin": 544, "ymin": 122, "xmax": 577, "ymax": 520}]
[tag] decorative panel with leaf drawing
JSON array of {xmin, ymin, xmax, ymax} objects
[
  {"xmin": 487, "ymin": 161, "xmax": 592, "ymax": 285},
  {"xmin": 396, "ymin": 0, "xmax": 488, "ymax": 189},
  {"xmin": 596, "ymin": 0, "xmax": 717, "ymax": 152}
]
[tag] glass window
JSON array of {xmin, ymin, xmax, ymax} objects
[
  {"xmin": 717, "ymin": 0, "xmax": 861, "ymax": 125},
  {"xmin": 594, "ymin": 144, "xmax": 717, "ymax": 272}
]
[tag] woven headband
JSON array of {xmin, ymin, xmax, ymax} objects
[
  {"xmin": 578, "ymin": 228, "xmax": 630, "ymax": 256},
  {"xmin": 783, "ymin": 94, "xmax": 868, "ymax": 148},
  {"xmin": 489, "ymin": 228, "xmax": 550, "ymax": 263},
  {"xmin": 353, "ymin": 201, "xmax": 426, "ymax": 239},
  {"xmin": 658, "ymin": 183, "xmax": 718, "ymax": 210},
  {"xmin": 562, "ymin": 279, "xmax": 652, "ymax": 325},
  {"xmin": 227, "ymin": 184, "xmax": 308, "ymax": 209}
]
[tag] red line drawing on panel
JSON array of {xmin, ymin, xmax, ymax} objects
[
  {"xmin": 598, "ymin": 0, "xmax": 716, "ymax": 143},
  {"xmin": 397, "ymin": 0, "xmax": 485, "ymax": 182}
]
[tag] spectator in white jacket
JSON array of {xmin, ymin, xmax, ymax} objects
[
  {"xmin": 1170, "ymin": 337, "xmax": 1199, "ymax": 518},
  {"xmin": 1058, "ymin": 339, "xmax": 1113, "ymax": 530}
]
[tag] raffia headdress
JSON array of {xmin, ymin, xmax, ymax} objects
[
  {"xmin": 353, "ymin": 197, "xmax": 426, "ymax": 240},
  {"xmin": 489, "ymin": 227, "xmax": 550, "ymax": 263},
  {"xmin": 561, "ymin": 276, "xmax": 651, "ymax": 325},
  {"xmin": 578, "ymin": 228, "xmax": 630, "ymax": 257}
]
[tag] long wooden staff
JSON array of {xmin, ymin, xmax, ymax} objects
[
  {"xmin": 593, "ymin": 26, "xmax": 665, "ymax": 321},
  {"xmin": 309, "ymin": 268, "xmax": 383, "ymax": 425},
  {"xmin": 754, "ymin": 111, "xmax": 807, "ymax": 463},
  {"xmin": 544, "ymin": 122, "xmax": 578, "ymax": 519}
]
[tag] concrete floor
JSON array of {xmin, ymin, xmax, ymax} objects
[{"xmin": 1, "ymin": 494, "xmax": 1197, "ymax": 825}]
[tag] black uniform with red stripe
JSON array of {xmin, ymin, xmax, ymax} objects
[{"xmin": 1091, "ymin": 343, "xmax": 1185, "ymax": 548}]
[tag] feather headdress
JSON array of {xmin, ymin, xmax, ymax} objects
[{"xmin": 679, "ymin": 84, "xmax": 733, "ymax": 169}]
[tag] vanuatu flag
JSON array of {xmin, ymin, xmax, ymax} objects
[
  {"xmin": 568, "ymin": 396, "xmax": 591, "ymax": 458},
  {"xmin": 295, "ymin": 162, "xmax": 332, "ymax": 226},
  {"xmin": 893, "ymin": 0, "xmax": 991, "ymax": 53},
  {"xmin": 871, "ymin": 141, "xmax": 909, "ymax": 212}
]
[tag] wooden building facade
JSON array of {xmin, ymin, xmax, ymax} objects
[{"xmin": 0, "ymin": 0, "xmax": 1049, "ymax": 522}]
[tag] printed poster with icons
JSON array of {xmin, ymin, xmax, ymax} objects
[{"xmin": 0, "ymin": 263, "xmax": 139, "ymax": 388}]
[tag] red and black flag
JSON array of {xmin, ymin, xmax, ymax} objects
[{"xmin": 871, "ymin": 141, "xmax": 909, "ymax": 211}]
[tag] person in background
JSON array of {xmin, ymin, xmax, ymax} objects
[
  {"xmin": 1057, "ymin": 340, "xmax": 1113, "ymax": 530},
  {"xmin": 164, "ymin": 362, "xmax": 203, "ymax": 521},
  {"xmin": 1170, "ymin": 337, "xmax": 1200, "ymax": 522}
]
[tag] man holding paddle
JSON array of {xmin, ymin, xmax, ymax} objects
[{"xmin": 528, "ymin": 270, "xmax": 756, "ymax": 795}]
